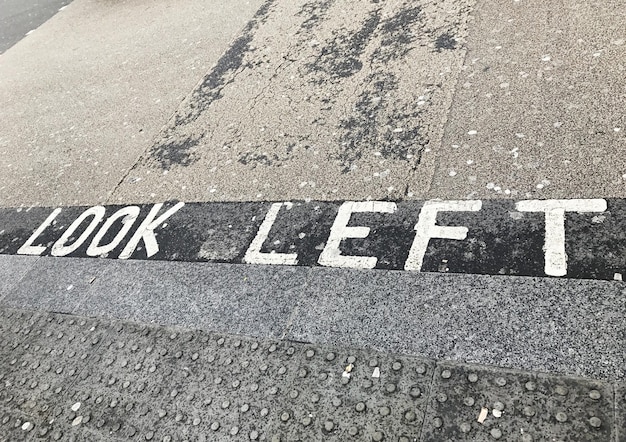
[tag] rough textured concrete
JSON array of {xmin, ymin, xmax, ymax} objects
[
  {"xmin": 429, "ymin": 0, "xmax": 626, "ymax": 200},
  {"xmin": 0, "ymin": 0, "xmax": 263, "ymax": 207},
  {"xmin": 0, "ymin": 307, "xmax": 618, "ymax": 441},
  {"xmin": 111, "ymin": 0, "xmax": 475, "ymax": 203},
  {"xmin": 0, "ymin": 0, "xmax": 70, "ymax": 54}
]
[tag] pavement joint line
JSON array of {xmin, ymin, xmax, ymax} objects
[
  {"xmin": 280, "ymin": 305, "xmax": 301, "ymax": 341},
  {"xmin": 0, "ymin": 306, "xmax": 621, "ymax": 441},
  {"xmin": 416, "ymin": 358, "xmax": 438, "ymax": 442},
  {"xmin": 423, "ymin": 0, "xmax": 477, "ymax": 200}
]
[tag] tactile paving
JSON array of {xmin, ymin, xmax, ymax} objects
[
  {"xmin": 0, "ymin": 311, "xmax": 109, "ymax": 441},
  {"xmin": 266, "ymin": 345, "xmax": 435, "ymax": 441},
  {"xmin": 0, "ymin": 307, "xmax": 621, "ymax": 441},
  {"xmin": 421, "ymin": 363, "xmax": 615, "ymax": 441}
]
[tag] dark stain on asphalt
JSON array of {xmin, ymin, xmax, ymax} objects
[
  {"xmin": 298, "ymin": 0, "xmax": 336, "ymax": 30},
  {"xmin": 374, "ymin": 3, "xmax": 422, "ymax": 63},
  {"xmin": 146, "ymin": 0, "xmax": 277, "ymax": 170},
  {"xmin": 143, "ymin": 0, "xmax": 468, "ymax": 173},
  {"xmin": 337, "ymin": 71, "xmax": 426, "ymax": 172},
  {"xmin": 306, "ymin": 11, "xmax": 381, "ymax": 82},
  {"xmin": 435, "ymin": 33, "xmax": 457, "ymax": 51},
  {"xmin": 238, "ymin": 152, "xmax": 274, "ymax": 168},
  {"xmin": 149, "ymin": 137, "xmax": 201, "ymax": 171}
]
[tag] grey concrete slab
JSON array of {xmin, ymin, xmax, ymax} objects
[
  {"xmin": 72, "ymin": 260, "xmax": 308, "ymax": 339},
  {"xmin": 111, "ymin": 0, "xmax": 475, "ymax": 204},
  {"xmin": 287, "ymin": 267, "xmax": 626, "ymax": 381},
  {"xmin": 0, "ymin": 255, "xmax": 39, "ymax": 301},
  {"xmin": 428, "ymin": 0, "xmax": 626, "ymax": 200},
  {"xmin": 1, "ymin": 256, "xmax": 104, "ymax": 311},
  {"xmin": 0, "ymin": 0, "xmax": 263, "ymax": 207},
  {"xmin": 0, "ymin": 0, "xmax": 70, "ymax": 54}
]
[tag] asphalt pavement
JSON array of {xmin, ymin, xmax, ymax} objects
[{"xmin": 0, "ymin": 0, "xmax": 70, "ymax": 54}]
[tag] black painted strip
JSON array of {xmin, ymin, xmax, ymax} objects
[{"xmin": 0, "ymin": 199, "xmax": 623, "ymax": 281}]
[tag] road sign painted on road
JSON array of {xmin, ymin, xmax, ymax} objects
[{"xmin": 1, "ymin": 198, "xmax": 624, "ymax": 281}]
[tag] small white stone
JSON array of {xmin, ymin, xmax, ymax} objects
[
  {"xmin": 372, "ymin": 367, "xmax": 380, "ymax": 378},
  {"xmin": 468, "ymin": 130, "xmax": 478, "ymax": 135},
  {"xmin": 71, "ymin": 402, "xmax": 81, "ymax": 412}
]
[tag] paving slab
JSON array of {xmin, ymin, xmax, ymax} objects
[
  {"xmin": 111, "ymin": 0, "xmax": 475, "ymax": 203},
  {"xmin": 0, "ymin": 0, "xmax": 263, "ymax": 207},
  {"xmin": 421, "ymin": 363, "xmax": 614, "ymax": 441},
  {"xmin": 71, "ymin": 259, "xmax": 308, "ymax": 339},
  {"xmin": 0, "ymin": 307, "xmax": 619, "ymax": 441},
  {"xmin": 287, "ymin": 266, "xmax": 626, "ymax": 381},
  {"xmin": 0, "ymin": 255, "xmax": 38, "ymax": 301},
  {"xmin": 429, "ymin": 0, "xmax": 626, "ymax": 200},
  {"xmin": 1, "ymin": 256, "xmax": 104, "ymax": 312}
]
